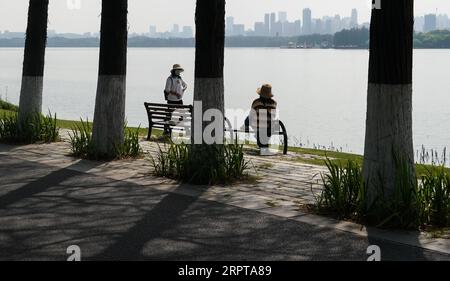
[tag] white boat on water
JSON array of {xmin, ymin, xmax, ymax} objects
[{"xmin": 280, "ymin": 42, "xmax": 313, "ymax": 49}]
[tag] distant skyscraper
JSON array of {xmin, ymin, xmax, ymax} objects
[
  {"xmin": 424, "ymin": 14, "xmax": 437, "ymax": 32},
  {"xmin": 414, "ymin": 16, "xmax": 425, "ymax": 32},
  {"xmin": 264, "ymin": 13, "xmax": 271, "ymax": 36},
  {"xmin": 182, "ymin": 26, "xmax": 193, "ymax": 38},
  {"xmin": 232, "ymin": 24, "xmax": 245, "ymax": 36},
  {"xmin": 333, "ymin": 15, "xmax": 342, "ymax": 33},
  {"xmin": 437, "ymin": 14, "xmax": 450, "ymax": 30},
  {"xmin": 272, "ymin": 22, "xmax": 283, "ymax": 36},
  {"xmin": 283, "ymin": 20, "xmax": 301, "ymax": 36},
  {"xmin": 350, "ymin": 9, "xmax": 358, "ymax": 28},
  {"xmin": 254, "ymin": 22, "xmax": 265, "ymax": 36},
  {"xmin": 172, "ymin": 24, "xmax": 180, "ymax": 34},
  {"xmin": 302, "ymin": 8, "xmax": 312, "ymax": 35},
  {"xmin": 324, "ymin": 18, "xmax": 333, "ymax": 34},
  {"xmin": 314, "ymin": 19, "xmax": 323, "ymax": 34},
  {"xmin": 278, "ymin": 11, "xmax": 287, "ymax": 23},
  {"xmin": 226, "ymin": 16, "xmax": 235, "ymax": 35},
  {"xmin": 270, "ymin": 13, "xmax": 276, "ymax": 35}
]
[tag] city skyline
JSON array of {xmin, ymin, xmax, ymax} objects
[
  {"xmin": 0, "ymin": 0, "xmax": 449, "ymax": 34},
  {"xmin": 2, "ymin": 9, "xmax": 449, "ymax": 40}
]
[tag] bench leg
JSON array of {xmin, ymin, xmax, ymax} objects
[
  {"xmin": 283, "ymin": 133, "xmax": 288, "ymax": 155},
  {"xmin": 147, "ymin": 125, "xmax": 153, "ymax": 141},
  {"xmin": 279, "ymin": 121, "xmax": 288, "ymax": 155}
]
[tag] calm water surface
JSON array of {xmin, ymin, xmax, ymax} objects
[{"xmin": 1, "ymin": 48, "xmax": 449, "ymax": 155}]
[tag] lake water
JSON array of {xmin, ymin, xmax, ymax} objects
[{"xmin": 1, "ymin": 47, "xmax": 450, "ymax": 156}]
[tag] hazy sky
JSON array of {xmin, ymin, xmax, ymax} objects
[{"xmin": 0, "ymin": 0, "xmax": 448, "ymax": 34}]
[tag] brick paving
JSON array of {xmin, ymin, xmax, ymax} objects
[{"xmin": 1, "ymin": 129, "xmax": 450, "ymax": 257}]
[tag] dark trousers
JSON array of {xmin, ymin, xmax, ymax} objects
[
  {"xmin": 164, "ymin": 100, "xmax": 183, "ymax": 136},
  {"xmin": 244, "ymin": 116, "xmax": 272, "ymax": 148}
]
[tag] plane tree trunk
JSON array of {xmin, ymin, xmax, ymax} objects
[
  {"xmin": 363, "ymin": 0, "xmax": 415, "ymax": 202},
  {"xmin": 92, "ymin": 0, "xmax": 128, "ymax": 159},
  {"xmin": 18, "ymin": 0, "xmax": 49, "ymax": 127},
  {"xmin": 192, "ymin": 0, "xmax": 226, "ymax": 145}
]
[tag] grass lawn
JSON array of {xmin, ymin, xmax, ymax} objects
[
  {"xmin": 0, "ymin": 109, "xmax": 162, "ymax": 138},
  {"xmin": 1, "ymin": 108, "xmax": 446, "ymax": 175}
]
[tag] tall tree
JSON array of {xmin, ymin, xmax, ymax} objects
[
  {"xmin": 363, "ymin": 0, "xmax": 415, "ymax": 201},
  {"xmin": 92, "ymin": 0, "xmax": 128, "ymax": 159},
  {"xmin": 18, "ymin": 0, "xmax": 49, "ymax": 127},
  {"xmin": 192, "ymin": 0, "xmax": 226, "ymax": 145}
]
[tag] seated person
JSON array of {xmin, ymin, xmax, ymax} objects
[{"xmin": 244, "ymin": 84, "xmax": 278, "ymax": 156}]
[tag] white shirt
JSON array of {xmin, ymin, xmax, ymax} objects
[{"xmin": 165, "ymin": 76, "xmax": 187, "ymax": 101}]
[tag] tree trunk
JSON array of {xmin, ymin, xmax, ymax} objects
[
  {"xmin": 92, "ymin": 0, "xmax": 128, "ymax": 159},
  {"xmin": 363, "ymin": 0, "xmax": 415, "ymax": 202},
  {"xmin": 18, "ymin": 0, "xmax": 49, "ymax": 127},
  {"xmin": 192, "ymin": 0, "xmax": 226, "ymax": 145}
]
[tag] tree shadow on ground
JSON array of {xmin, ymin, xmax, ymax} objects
[
  {"xmin": 0, "ymin": 155, "xmax": 447, "ymax": 261},
  {"xmin": 0, "ymin": 158, "xmax": 103, "ymax": 209}
]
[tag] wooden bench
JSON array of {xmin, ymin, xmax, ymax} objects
[
  {"xmin": 144, "ymin": 102, "xmax": 193, "ymax": 140},
  {"xmin": 144, "ymin": 102, "xmax": 288, "ymax": 155}
]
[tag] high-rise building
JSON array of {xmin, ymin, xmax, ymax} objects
[
  {"xmin": 172, "ymin": 24, "xmax": 180, "ymax": 34},
  {"xmin": 302, "ymin": 8, "xmax": 312, "ymax": 35},
  {"xmin": 270, "ymin": 13, "xmax": 276, "ymax": 35},
  {"xmin": 278, "ymin": 11, "xmax": 288, "ymax": 23},
  {"xmin": 314, "ymin": 19, "xmax": 323, "ymax": 34},
  {"xmin": 350, "ymin": 9, "xmax": 358, "ymax": 28},
  {"xmin": 424, "ymin": 14, "xmax": 437, "ymax": 32},
  {"xmin": 324, "ymin": 18, "xmax": 333, "ymax": 34},
  {"xmin": 437, "ymin": 14, "xmax": 450, "ymax": 30},
  {"xmin": 226, "ymin": 16, "xmax": 235, "ymax": 35},
  {"xmin": 272, "ymin": 21, "xmax": 283, "ymax": 37},
  {"xmin": 414, "ymin": 16, "xmax": 425, "ymax": 32},
  {"xmin": 232, "ymin": 24, "xmax": 245, "ymax": 36},
  {"xmin": 264, "ymin": 14, "xmax": 271, "ymax": 36},
  {"xmin": 333, "ymin": 15, "xmax": 342, "ymax": 33},
  {"xmin": 254, "ymin": 22, "xmax": 265, "ymax": 36},
  {"xmin": 283, "ymin": 20, "xmax": 301, "ymax": 36},
  {"xmin": 181, "ymin": 26, "xmax": 193, "ymax": 38}
]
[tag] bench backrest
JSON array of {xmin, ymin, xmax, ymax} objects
[
  {"xmin": 250, "ymin": 105, "xmax": 278, "ymax": 129},
  {"xmin": 144, "ymin": 102, "xmax": 193, "ymax": 131}
]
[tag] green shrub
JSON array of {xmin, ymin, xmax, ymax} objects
[
  {"xmin": 69, "ymin": 118, "xmax": 143, "ymax": 160},
  {"xmin": 0, "ymin": 111, "xmax": 59, "ymax": 143},
  {"xmin": 151, "ymin": 143, "xmax": 250, "ymax": 185}
]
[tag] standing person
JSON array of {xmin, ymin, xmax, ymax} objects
[
  {"xmin": 164, "ymin": 64, "xmax": 187, "ymax": 104},
  {"xmin": 163, "ymin": 64, "xmax": 188, "ymax": 136}
]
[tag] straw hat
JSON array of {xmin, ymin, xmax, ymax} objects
[
  {"xmin": 257, "ymin": 84, "xmax": 274, "ymax": 98},
  {"xmin": 172, "ymin": 64, "xmax": 184, "ymax": 72}
]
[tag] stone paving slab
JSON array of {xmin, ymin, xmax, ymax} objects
[{"xmin": 1, "ymin": 132, "xmax": 450, "ymax": 255}]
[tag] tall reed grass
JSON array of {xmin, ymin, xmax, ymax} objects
[
  {"xmin": 69, "ymin": 118, "xmax": 143, "ymax": 160},
  {"xmin": 317, "ymin": 156, "xmax": 450, "ymax": 229},
  {"xmin": 0, "ymin": 111, "xmax": 59, "ymax": 143},
  {"xmin": 151, "ymin": 143, "xmax": 250, "ymax": 185}
]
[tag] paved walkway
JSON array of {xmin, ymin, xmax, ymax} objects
[{"xmin": 0, "ymin": 132, "xmax": 449, "ymax": 260}]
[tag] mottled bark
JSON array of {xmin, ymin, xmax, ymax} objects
[
  {"xmin": 92, "ymin": 0, "xmax": 128, "ymax": 158},
  {"xmin": 364, "ymin": 84, "xmax": 415, "ymax": 200},
  {"xmin": 18, "ymin": 0, "xmax": 49, "ymax": 126},
  {"xmin": 363, "ymin": 0, "xmax": 415, "ymax": 201},
  {"xmin": 192, "ymin": 0, "xmax": 226, "ymax": 144}
]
